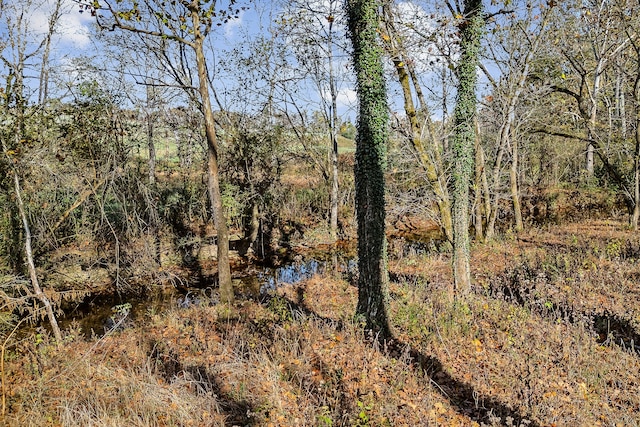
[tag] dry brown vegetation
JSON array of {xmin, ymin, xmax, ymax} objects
[{"xmin": 2, "ymin": 218, "xmax": 640, "ymax": 426}]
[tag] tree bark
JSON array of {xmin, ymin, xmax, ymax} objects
[
  {"xmin": 451, "ymin": 0, "xmax": 483, "ymax": 295},
  {"xmin": 191, "ymin": 11, "xmax": 233, "ymax": 305},
  {"xmin": 510, "ymin": 138, "xmax": 523, "ymax": 232},
  {"xmin": 474, "ymin": 119, "xmax": 484, "ymax": 241},
  {"xmin": 632, "ymin": 55, "xmax": 640, "ymax": 229},
  {"xmin": 38, "ymin": 0, "xmax": 61, "ymax": 104},
  {"xmin": 633, "ymin": 123, "xmax": 640, "ymax": 230},
  {"xmin": 346, "ymin": 0, "xmax": 391, "ymax": 339},
  {"xmin": 147, "ymin": 110, "xmax": 157, "ymax": 186},
  {"xmin": 586, "ymin": 65, "xmax": 604, "ymax": 178}
]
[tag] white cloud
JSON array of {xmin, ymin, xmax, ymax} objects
[
  {"xmin": 224, "ymin": 9, "xmax": 245, "ymax": 38},
  {"xmin": 57, "ymin": 1, "xmax": 94, "ymax": 48},
  {"xmin": 337, "ymin": 88, "xmax": 357, "ymax": 108},
  {"xmin": 8, "ymin": 0, "xmax": 93, "ymax": 48}
]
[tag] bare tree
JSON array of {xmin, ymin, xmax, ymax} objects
[
  {"xmin": 479, "ymin": 2, "xmax": 552, "ymax": 238},
  {"xmin": 0, "ymin": 0, "xmax": 64, "ymax": 342},
  {"xmin": 380, "ymin": 1, "xmax": 454, "ymax": 243},
  {"xmin": 546, "ymin": 0, "xmax": 633, "ymax": 180},
  {"xmin": 78, "ymin": 0, "xmax": 248, "ymax": 304},
  {"xmin": 277, "ymin": 0, "xmax": 349, "ymax": 243}
]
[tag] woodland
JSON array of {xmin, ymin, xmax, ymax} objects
[{"xmin": 1, "ymin": 0, "xmax": 640, "ymax": 425}]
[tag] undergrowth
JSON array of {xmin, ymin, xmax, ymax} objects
[{"xmin": 2, "ymin": 220, "xmax": 640, "ymax": 426}]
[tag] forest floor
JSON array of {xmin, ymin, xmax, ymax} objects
[{"xmin": 3, "ymin": 218, "xmax": 640, "ymax": 426}]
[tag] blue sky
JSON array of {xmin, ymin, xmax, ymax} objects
[{"xmin": 0, "ymin": 0, "xmax": 508, "ymax": 123}]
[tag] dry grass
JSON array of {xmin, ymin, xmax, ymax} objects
[{"xmin": 3, "ymin": 220, "xmax": 640, "ymax": 426}]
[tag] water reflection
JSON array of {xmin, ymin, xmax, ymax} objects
[{"xmin": 57, "ymin": 235, "xmax": 434, "ymax": 338}]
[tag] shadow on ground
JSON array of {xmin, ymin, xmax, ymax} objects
[
  {"xmin": 278, "ymin": 289, "xmax": 539, "ymax": 427},
  {"xmin": 148, "ymin": 341, "xmax": 255, "ymax": 426}
]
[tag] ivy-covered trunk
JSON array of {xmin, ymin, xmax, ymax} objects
[
  {"xmin": 346, "ymin": 0, "xmax": 391, "ymax": 338},
  {"xmin": 451, "ymin": 0, "xmax": 484, "ymax": 295}
]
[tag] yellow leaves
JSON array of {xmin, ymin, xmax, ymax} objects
[
  {"xmin": 433, "ymin": 401, "xmax": 447, "ymax": 414},
  {"xmin": 428, "ymin": 401, "xmax": 448, "ymax": 422},
  {"xmin": 282, "ymin": 390, "xmax": 298, "ymax": 402},
  {"xmin": 578, "ymin": 382, "xmax": 589, "ymax": 400},
  {"xmin": 472, "ymin": 338, "xmax": 483, "ymax": 353},
  {"xmin": 394, "ymin": 389, "xmax": 418, "ymax": 410},
  {"xmin": 454, "ymin": 13, "xmax": 463, "ymax": 19}
]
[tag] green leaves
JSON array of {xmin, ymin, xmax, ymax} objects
[{"xmin": 115, "ymin": 6, "xmax": 140, "ymax": 22}]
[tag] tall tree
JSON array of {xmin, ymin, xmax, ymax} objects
[
  {"xmin": 380, "ymin": 1, "xmax": 454, "ymax": 244},
  {"xmin": 529, "ymin": 1, "xmax": 637, "ymax": 218},
  {"xmin": 450, "ymin": 0, "xmax": 484, "ymax": 294},
  {"xmin": 619, "ymin": 3, "xmax": 640, "ymax": 229},
  {"xmin": 277, "ymin": 0, "xmax": 347, "ymax": 243},
  {"xmin": 346, "ymin": 0, "xmax": 391, "ymax": 338},
  {"xmin": 79, "ymin": 0, "xmax": 244, "ymax": 304}
]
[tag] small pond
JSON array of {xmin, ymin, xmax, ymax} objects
[{"xmin": 55, "ymin": 235, "xmax": 437, "ymax": 338}]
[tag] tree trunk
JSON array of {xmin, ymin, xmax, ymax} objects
[
  {"xmin": 38, "ymin": 0, "xmax": 61, "ymax": 104},
  {"xmin": 191, "ymin": 13, "xmax": 233, "ymax": 304},
  {"xmin": 633, "ymin": 131, "xmax": 640, "ymax": 230},
  {"xmin": 510, "ymin": 138, "xmax": 523, "ymax": 232},
  {"xmin": 13, "ymin": 172, "xmax": 62, "ymax": 344},
  {"xmin": 146, "ymin": 110, "xmax": 161, "ymax": 264},
  {"xmin": 147, "ymin": 111, "xmax": 157, "ymax": 186},
  {"xmin": 474, "ymin": 119, "xmax": 484, "ymax": 241},
  {"xmin": 347, "ymin": 0, "xmax": 391, "ymax": 339},
  {"xmin": 632, "ymin": 61, "xmax": 640, "ymax": 230},
  {"xmin": 381, "ymin": 4, "xmax": 453, "ymax": 243},
  {"xmin": 484, "ymin": 121, "xmax": 507, "ymax": 241},
  {"xmin": 328, "ymin": 18, "xmax": 340, "ymax": 243},
  {"xmin": 451, "ymin": 0, "xmax": 483, "ymax": 296},
  {"xmin": 241, "ymin": 201, "xmax": 260, "ymax": 257},
  {"xmin": 586, "ymin": 63, "xmax": 604, "ymax": 179}
]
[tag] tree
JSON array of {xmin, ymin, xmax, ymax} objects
[
  {"xmin": 79, "ymin": 0, "xmax": 246, "ymax": 304},
  {"xmin": 346, "ymin": 0, "xmax": 391, "ymax": 338},
  {"xmin": 544, "ymin": 0, "xmax": 632, "ymax": 180},
  {"xmin": 528, "ymin": 0, "xmax": 638, "ymax": 222},
  {"xmin": 620, "ymin": 0, "xmax": 640, "ymax": 229},
  {"xmin": 450, "ymin": 0, "xmax": 484, "ymax": 294},
  {"xmin": 277, "ymin": 0, "xmax": 349, "ymax": 243},
  {"xmin": 479, "ymin": 2, "xmax": 553, "ymax": 238},
  {"xmin": 380, "ymin": 1, "xmax": 454, "ymax": 244}
]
